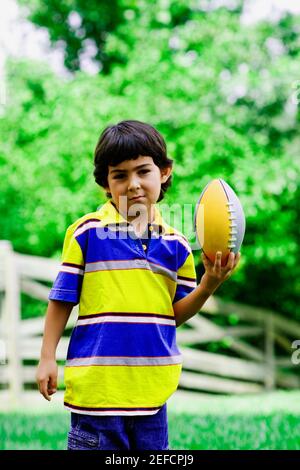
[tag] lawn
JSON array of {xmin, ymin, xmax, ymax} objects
[{"xmin": 1, "ymin": 391, "xmax": 300, "ymax": 450}]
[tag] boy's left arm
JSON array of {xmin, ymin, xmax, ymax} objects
[{"xmin": 173, "ymin": 251, "xmax": 241, "ymax": 327}]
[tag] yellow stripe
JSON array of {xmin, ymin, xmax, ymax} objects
[
  {"xmin": 79, "ymin": 269, "xmax": 176, "ymax": 315},
  {"xmin": 177, "ymin": 252, "xmax": 196, "ymax": 279},
  {"xmin": 64, "ymin": 363, "xmax": 182, "ymax": 408},
  {"xmin": 61, "ymin": 228, "xmax": 84, "ymax": 265},
  {"xmin": 61, "ymin": 211, "xmax": 103, "ymax": 264}
]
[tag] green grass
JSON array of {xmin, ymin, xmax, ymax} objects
[
  {"xmin": 0, "ymin": 413, "xmax": 69, "ymax": 450},
  {"xmin": 169, "ymin": 413, "xmax": 300, "ymax": 450},
  {"xmin": 0, "ymin": 412, "xmax": 299, "ymax": 450},
  {"xmin": 1, "ymin": 391, "xmax": 300, "ymax": 450}
]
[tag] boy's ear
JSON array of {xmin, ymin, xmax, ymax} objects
[{"xmin": 161, "ymin": 166, "xmax": 172, "ymax": 183}]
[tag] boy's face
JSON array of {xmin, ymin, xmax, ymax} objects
[{"xmin": 104, "ymin": 156, "xmax": 172, "ymax": 223}]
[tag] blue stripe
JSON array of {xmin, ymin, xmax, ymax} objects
[
  {"xmin": 48, "ymin": 272, "xmax": 83, "ymax": 304},
  {"xmin": 147, "ymin": 238, "xmax": 178, "ymax": 272},
  {"xmin": 67, "ymin": 322, "xmax": 180, "ymax": 359},
  {"xmin": 79, "ymin": 228, "xmax": 181, "ymax": 272},
  {"xmin": 173, "ymin": 284, "xmax": 194, "ymax": 304},
  {"xmin": 49, "ymin": 288, "xmax": 79, "ymax": 304}
]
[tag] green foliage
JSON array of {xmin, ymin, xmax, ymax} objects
[
  {"xmin": 17, "ymin": 0, "xmax": 243, "ymax": 73},
  {"xmin": 17, "ymin": 0, "xmax": 133, "ymax": 73},
  {"xmin": 0, "ymin": 60, "xmax": 104, "ymax": 258},
  {"xmin": 1, "ymin": 4, "xmax": 300, "ymax": 320}
]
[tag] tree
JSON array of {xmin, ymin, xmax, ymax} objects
[
  {"xmin": 2, "ymin": 3, "xmax": 300, "ymax": 320},
  {"xmin": 16, "ymin": 0, "xmax": 243, "ymax": 73},
  {"xmin": 17, "ymin": 0, "xmax": 138, "ymax": 72}
]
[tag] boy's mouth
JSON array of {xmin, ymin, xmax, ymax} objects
[{"xmin": 130, "ymin": 196, "xmax": 145, "ymax": 201}]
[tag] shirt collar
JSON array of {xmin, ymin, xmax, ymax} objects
[{"xmin": 97, "ymin": 199, "xmax": 169, "ymax": 235}]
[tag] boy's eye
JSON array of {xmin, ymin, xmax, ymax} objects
[{"xmin": 113, "ymin": 170, "xmax": 150, "ymax": 179}]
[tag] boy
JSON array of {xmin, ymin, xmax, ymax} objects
[{"xmin": 36, "ymin": 120, "xmax": 240, "ymax": 450}]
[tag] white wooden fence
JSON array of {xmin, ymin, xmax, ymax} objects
[{"xmin": 0, "ymin": 239, "xmax": 299, "ymax": 409}]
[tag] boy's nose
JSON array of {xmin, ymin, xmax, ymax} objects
[{"xmin": 128, "ymin": 176, "xmax": 141, "ymax": 191}]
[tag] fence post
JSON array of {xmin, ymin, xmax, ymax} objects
[
  {"xmin": 0, "ymin": 240, "xmax": 22, "ymax": 408},
  {"xmin": 264, "ymin": 314, "xmax": 275, "ymax": 390}
]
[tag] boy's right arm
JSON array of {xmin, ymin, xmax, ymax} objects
[{"xmin": 36, "ymin": 299, "xmax": 74, "ymax": 401}]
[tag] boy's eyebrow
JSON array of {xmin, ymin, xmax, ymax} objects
[{"xmin": 110, "ymin": 163, "xmax": 152, "ymax": 174}]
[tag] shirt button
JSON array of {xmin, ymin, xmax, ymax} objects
[{"xmin": 142, "ymin": 244, "xmax": 147, "ymax": 251}]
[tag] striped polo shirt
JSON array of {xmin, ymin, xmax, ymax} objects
[{"xmin": 49, "ymin": 199, "xmax": 197, "ymax": 416}]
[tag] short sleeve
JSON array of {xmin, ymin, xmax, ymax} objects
[
  {"xmin": 48, "ymin": 225, "xmax": 85, "ymax": 304},
  {"xmin": 173, "ymin": 249, "xmax": 197, "ymax": 305}
]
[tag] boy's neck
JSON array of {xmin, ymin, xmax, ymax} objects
[{"xmin": 110, "ymin": 199, "xmax": 155, "ymax": 231}]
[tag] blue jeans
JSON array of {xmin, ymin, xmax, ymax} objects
[{"xmin": 67, "ymin": 403, "xmax": 169, "ymax": 450}]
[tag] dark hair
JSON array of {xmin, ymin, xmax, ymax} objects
[{"xmin": 93, "ymin": 120, "xmax": 173, "ymax": 202}]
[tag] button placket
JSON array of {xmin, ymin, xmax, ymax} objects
[
  {"xmin": 128, "ymin": 234, "xmax": 147, "ymax": 264},
  {"xmin": 128, "ymin": 222, "xmax": 157, "ymax": 262},
  {"xmin": 136, "ymin": 235, "xmax": 151, "ymax": 267},
  {"xmin": 136, "ymin": 239, "xmax": 149, "ymax": 267}
]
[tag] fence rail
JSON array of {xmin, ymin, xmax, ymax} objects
[{"xmin": 0, "ymin": 239, "xmax": 299, "ymax": 408}]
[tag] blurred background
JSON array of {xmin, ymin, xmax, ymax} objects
[{"xmin": 0, "ymin": 0, "xmax": 299, "ymax": 450}]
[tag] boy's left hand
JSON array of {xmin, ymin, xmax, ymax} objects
[{"xmin": 200, "ymin": 251, "xmax": 241, "ymax": 294}]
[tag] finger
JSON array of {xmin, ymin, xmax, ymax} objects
[
  {"xmin": 48, "ymin": 375, "xmax": 57, "ymax": 395},
  {"xmin": 230, "ymin": 252, "xmax": 240, "ymax": 271},
  {"xmin": 234, "ymin": 252, "xmax": 241, "ymax": 267},
  {"xmin": 227, "ymin": 251, "xmax": 235, "ymax": 270},
  {"xmin": 39, "ymin": 379, "xmax": 51, "ymax": 401},
  {"xmin": 215, "ymin": 251, "xmax": 222, "ymax": 269},
  {"xmin": 40, "ymin": 382, "xmax": 51, "ymax": 401}
]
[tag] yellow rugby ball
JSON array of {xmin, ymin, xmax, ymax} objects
[{"xmin": 194, "ymin": 179, "xmax": 246, "ymax": 267}]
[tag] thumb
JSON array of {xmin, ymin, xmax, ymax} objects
[{"xmin": 48, "ymin": 375, "xmax": 57, "ymax": 394}]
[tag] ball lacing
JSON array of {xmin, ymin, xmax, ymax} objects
[{"xmin": 226, "ymin": 202, "xmax": 237, "ymax": 249}]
